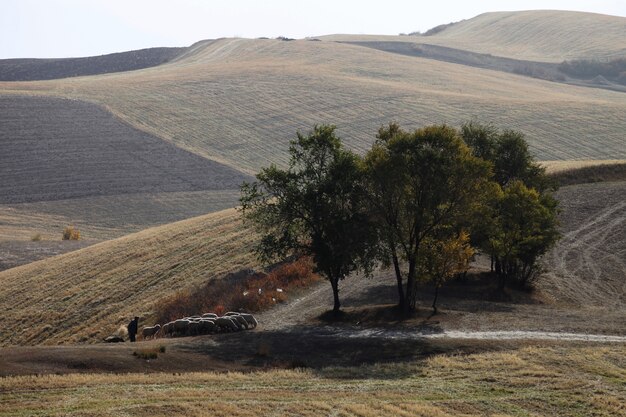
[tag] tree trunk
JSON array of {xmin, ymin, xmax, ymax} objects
[
  {"xmin": 404, "ymin": 257, "xmax": 417, "ymax": 315},
  {"xmin": 432, "ymin": 283, "xmax": 440, "ymax": 315},
  {"xmin": 391, "ymin": 251, "xmax": 405, "ymax": 310},
  {"xmin": 330, "ymin": 275, "xmax": 341, "ymax": 313}
]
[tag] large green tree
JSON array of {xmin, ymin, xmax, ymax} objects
[
  {"xmin": 487, "ymin": 180, "xmax": 560, "ymax": 290},
  {"xmin": 461, "ymin": 121, "xmax": 559, "ymax": 289},
  {"xmin": 239, "ymin": 125, "xmax": 375, "ymax": 313},
  {"xmin": 365, "ymin": 123, "xmax": 493, "ymax": 313}
]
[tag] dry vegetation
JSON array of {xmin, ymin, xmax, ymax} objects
[
  {"xmin": 1, "ymin": 31, "xmax": 625, "ymax": 177},
  {"xmin": 324, "ymin": 10, "xmax": 626, "ymax": 63},
  {"xmin": 155, "ymin": 257, "xmax": 319, "ymax": 323},
  {"xmin": 0, "ymin": 344, "xmax": 624, "ymax": 416},
  {"xmin": 0, "ymin": 208, "xmax": 260, "ymax": 346}
]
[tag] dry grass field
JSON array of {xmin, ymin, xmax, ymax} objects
[
  {"xmin": 1, "ymin": 24, "xmax": 625, "ymax": 177},
  {"xmin": 324, "ymin": 10, "xmax": 626, "ymax": 63},
  {"xmin": 1, "ymin": 344, "xmax": 624, "ymax": 416},
  {"xmin": 0, "ymin": 11, "xmax": 625, "ymax": 414},
  {"xmin": 0, "ymin": 208, "xmax": 259, "ymax": 346}
]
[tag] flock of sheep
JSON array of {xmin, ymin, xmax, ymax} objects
[{"xmin": 141, "ymin": 312, "xmax": 258, "ymax": 339}]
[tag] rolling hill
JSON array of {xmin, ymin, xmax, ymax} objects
[
  {"xmin": 0, "ymin": 46, "xmax": 186, "ymax": 81},
  {"xmin": 324, "ymin": 10, "xmax": 626, "ymax": 63},
  {"xmin": 0, "ymin": 208, "xmax": 259, "ymax": 346},
  {"xmin": 2, "ymin": 35, "xmax": 625, "ymax": 178},
  {"xmin": 1, "ymin": 172, "xmax": 625, "ymax": 347}
]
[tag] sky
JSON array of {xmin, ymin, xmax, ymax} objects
[{"xmin": 1, "ymin": 0, "xmax": 624, "ymax": 59}]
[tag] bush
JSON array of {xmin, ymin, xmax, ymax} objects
[
  {"xmin": 62, "ymin": 225, "xmax": 80, "ymax": 240},
  {"xmin": 154, "ymin": 257, "xmax": 320, "ymax": 323},
  {"xmin": 31, "ymin": 233, "xmax": 42, "ymax": 242}
]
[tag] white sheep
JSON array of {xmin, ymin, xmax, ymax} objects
[
  {"xmin": 239, "ymin": 313, "xmax": 258, "ymax": 329},
  {"xmin": 142, "ymin": 324, "xmax": 161, "ymax": 340},
  {"xmin": 199, "ymin": 319, "xmax": 217, "ymax": 334},
  {"xmin": 173, "ymin": 319, "xmax": 190, "ymax": 336},
  {"xmin": 215, "ymin": 316, "xmax": 239, "ymax": 332}
]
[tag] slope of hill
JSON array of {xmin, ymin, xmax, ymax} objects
[
  {"xmin": 1, "ymin": 176, "xmax": 625, "ymax": 347},
  {"xmin": 0, "ymin": 46, "xmax": 186, "ymax": 81},
  {"xmin": 0, "ymin": 95, "xmax": 249, "ymax": 204},
  {"xmin": 425, "ymin": 10, "xmax": 626, "ymax": 62},
  {"xmin": 0, "ymin": 208, "xmax": 258, "ymax": 347},
  {"xmin": 1, "ymin": 37, "xmax": 624, "ymax": 177},
  {"xmin": 323, "ymin": 11, "xmax": 626, "ymax": 63}
]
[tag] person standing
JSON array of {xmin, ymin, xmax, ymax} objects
[{"xmin": 127, "ymin": 316, "xmax": 139, "ymax": 342}]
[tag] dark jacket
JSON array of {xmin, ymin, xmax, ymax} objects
[{"xmin": 128, "ymin": 318, "xmax": 138, "ymax": 335}]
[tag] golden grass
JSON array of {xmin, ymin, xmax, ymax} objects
[
  {"xmin": 324, "ymin": 11, "xmax": 626, "ymax": 63},
  {"xmin": 1, "ymin": 35, "xmax": 625, "ymax": 176},
  {"xmin": 542, "ymin": 159, "xmax": 626, "ymax": 174},
  {"xmin": 0, "ymin": 208, "xmax": 259, "ymax": 347},
  {"xmin": 1, "ymin": 344, "xmax": 623, "ymax": 416}
]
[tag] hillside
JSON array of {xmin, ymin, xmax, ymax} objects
[
  {"xmin": 324, "ymin": 11, "xmax": 626, "ymax": 63},
  {"xmin": 0, "ymin": 95, "xmax": 249, "ymax": 269},
  {"xmin": 1, "ymin": 37, "xmax": 625, "ymax": 177},
  {"xmin": 0, "ymin": 208, "xmax": 259, "ymax": 347},
  {"xmin": 1, "ymin": 176, "xmax": 625, "ymax": 347},
  {"xmin": 0, "ymin": 46, "xmax": 186, "ymax": 81},
  {"xmin": 425, "ymin": 10, "xmax": 626, "ymax": 62}
]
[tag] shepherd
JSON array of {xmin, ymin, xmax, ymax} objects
[{"xmin": 127, "ymin": 316, "xmax": 139, "ymax": 342}]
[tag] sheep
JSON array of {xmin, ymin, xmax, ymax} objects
[
  {"xmin": 188, "ymin": 321, "xmax": 202, "ymax": 336},
  {"xmin": 142, "ymin": 324, "xmax": 161, "ymax": 340},
  {"xmin": 230, "ymin": 315, "xmax": 249, "ymax": 330},
  {"xmin": 239, "ymin": 313, "xmax": 258, "ymax": 329},
  {"xmin": 173, "ymin": 319, "xmax": 191, "ymax": 336},
  {"xmin": 199, "ymin": 319, "xmax": 217, "ymax": 334},
  {"xmin": 215, "ymin": 316, "xmax": 239, "ymax": 332}
]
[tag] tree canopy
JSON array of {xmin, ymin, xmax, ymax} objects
[
  {"xmin": 239, "ymin": 125, "xmax": 375, "ymax": 313},
  {"xmin": 241, "ymin": 121, "xmax": 560, "ymax": 315}
]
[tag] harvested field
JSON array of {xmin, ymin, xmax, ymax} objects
[
  {"xmin": 0, "ymin": 189, "xmax": 240, "ymax": 271},
  {"xmin": 0, "ymin": 343, "xmax": 624, "ymax": 416},
  {"xmin": 324, "ymin": 10, "xmax": 626, "ymax": 62},
  {"xmin": 0, "ymin": 208, "xmax": 259, "ymax": 347},
  {"xmin": 0, "ymin": 95, "xmax": 250, "ymax": 204},
  {"xmin": 1, "ymin": 36, "xmax": 625, "ymax": 176},
  {"xmin": 542, "ymin": 181, "xmax": 626, "ymax": 309}
]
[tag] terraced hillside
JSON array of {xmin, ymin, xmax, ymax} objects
[
  {"xmin": 0, "ymin": 209, "xmax": 259, "ymax": 347},
  {"xmin": 1, "ymin": 35, "xmax": 625, "ymax": 176}
]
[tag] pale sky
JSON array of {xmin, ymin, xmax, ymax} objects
[{"xmin": 1, "ymin": 0, "xmax": 624, "ymax": 59}]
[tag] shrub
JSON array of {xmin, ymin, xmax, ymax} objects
[
  {"xmin": 133, "ymin": 349, "xmax": 159, "ymax": 360},
  {"xmin": 31, "ymin": 233, "xmax": 42, "ymax": 242},
  {"xmin": 62, "ymin": 225, "xmax": 80, "ymax": 240},
  {"xmin": 154, "ymin": 257, "xmax": 320, "ymax": 323}
]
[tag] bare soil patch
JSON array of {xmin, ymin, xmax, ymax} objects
[{"xmin": 0, "ymin": 46, "xmax": 186, "ymax": 81}]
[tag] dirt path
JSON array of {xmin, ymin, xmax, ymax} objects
[{"xmin": 542, "ymin": 182, "xmax": 626, "ymax": 308}]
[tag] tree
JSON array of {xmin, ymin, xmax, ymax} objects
[
  {"xmin": 419, "ymin": 231, "xmax": 474, "ymax": 314},
  {"xmin": 487, "ymin": 180, "xmax": 560, "ymax": 291},
  {"xmin": 240, "ymin": 125, "xmax": 375, "ymax": 313},
  {"xmin": 365, "ymin": 123, "xmax": 492, "ymax": 314},
  {"xmin": 461, "ymin": 122, "xmax": 552, "ymax": 192}
]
